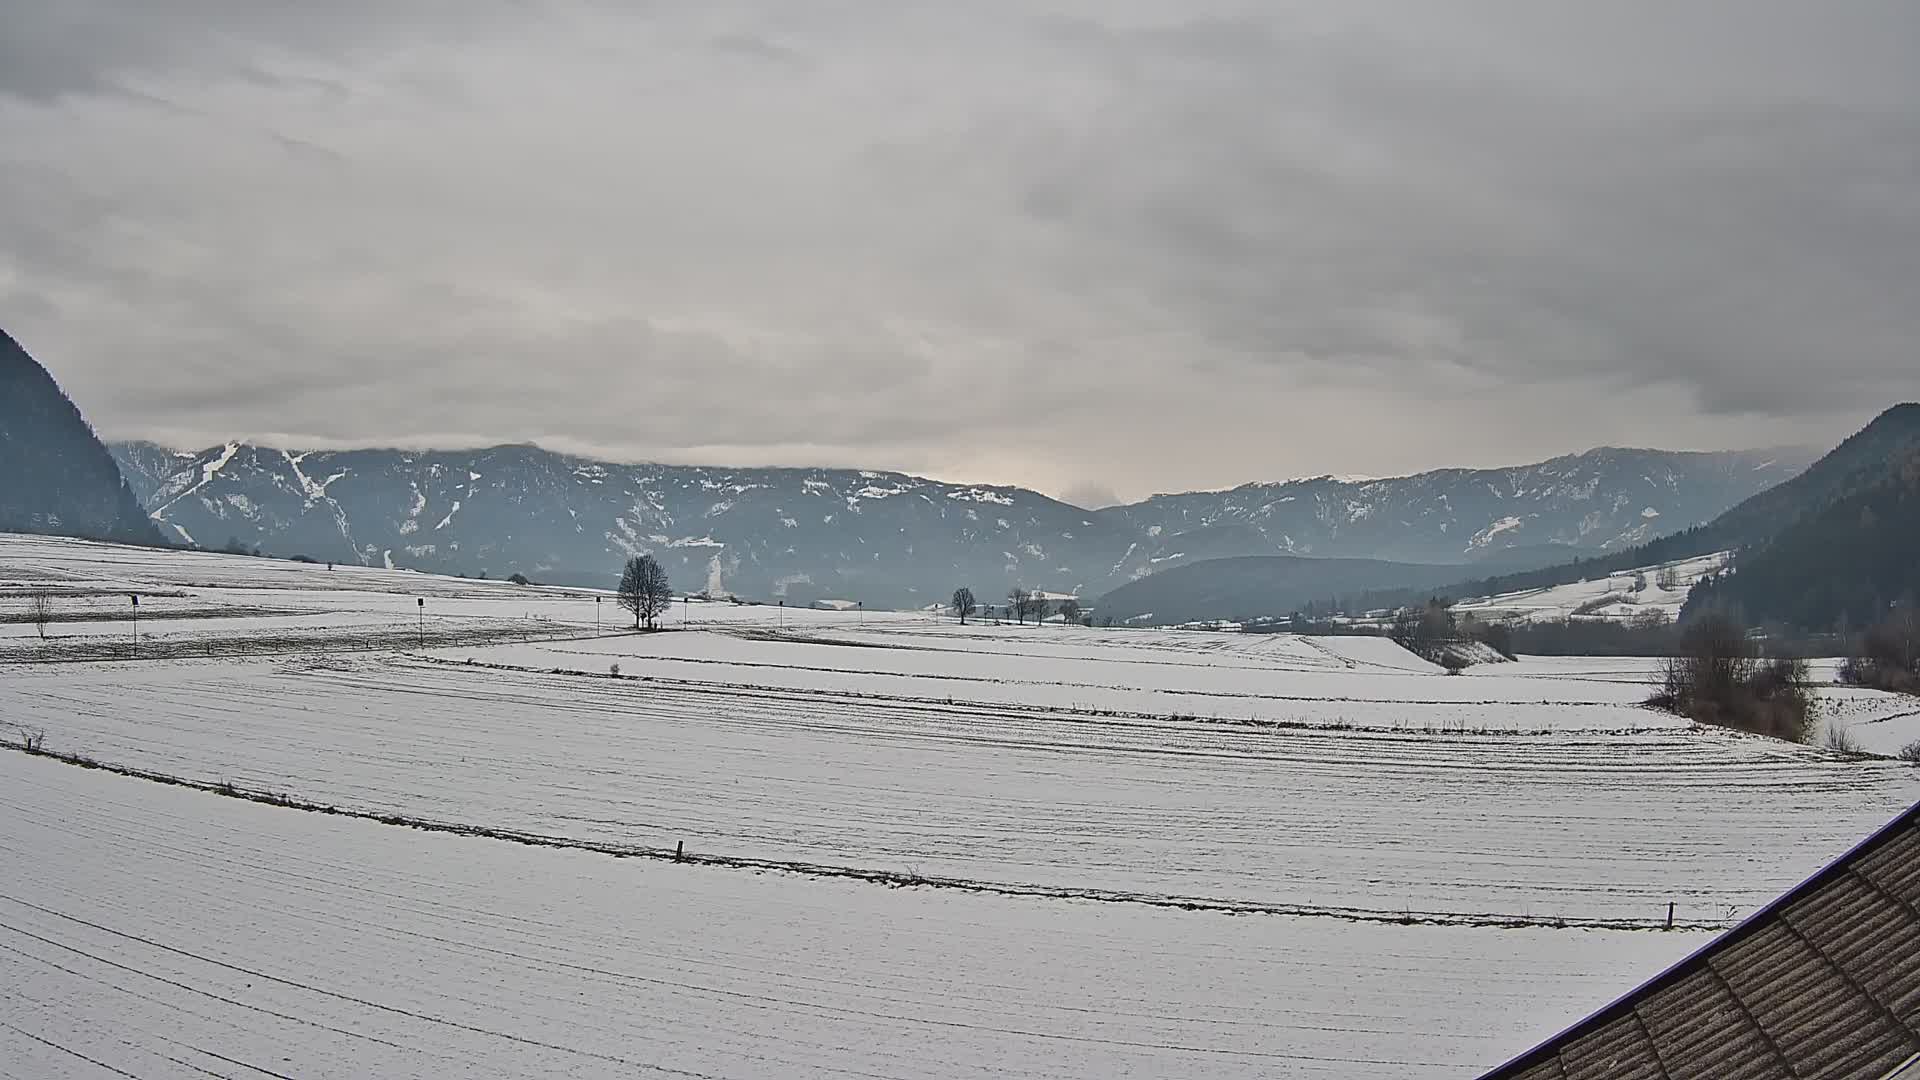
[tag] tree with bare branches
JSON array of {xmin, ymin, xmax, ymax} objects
[
  {"xmin": 952, "ymin": 587, "xmax": 975, "ymax": 625},
  {"xmin": 1008, "ymin": 587, "xmax": 1031, "ymax": 626},
  {"xmin": 618, "ymin": 555, "xmax": 674, "ymax": 630},
  {"xmin": 27, "ymin": 591, "xmax": 52, "ymax": 640}
]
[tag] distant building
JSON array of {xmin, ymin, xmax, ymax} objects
[{"xmin": 1483, "ymin": 801, "xmax": 1920, "ymax": 1080}]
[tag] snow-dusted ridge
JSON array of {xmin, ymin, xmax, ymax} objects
[{"xmin": 109, "ymin": 441, "xmax": 1817, "ymax": 607}]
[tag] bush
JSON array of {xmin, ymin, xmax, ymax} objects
[
  {"xmin": 1899, "ymin": 740, "xmax": 1920, "ymax": 764},
  {"xmin": 508, "ymin": 573, "xmax": 531, "ymax": 586},
  {"xmin": 1841, "ymin": 610, "xmax": 1920, "ymax": 695},
  {"xmin": 1824, "ymin": 725, "xmax": 1863, "ymax": 755},
  {"xmin": 1648, "ymin": 613, "xmax": 1815, "ymax": 743}
]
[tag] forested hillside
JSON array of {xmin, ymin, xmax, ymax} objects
[{"xmin": 0, "ymin": 329, "xmax": 163, "ymax": 546}]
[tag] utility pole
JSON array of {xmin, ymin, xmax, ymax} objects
[
  {"xmin": 779, "ymin": 599, "xmax": 785, "ymax": 631},
  {"xmin": 596, "ymin": 595, "xmax": 602, "ymax": 632},
  {"xmin": 130, "ymin": 594, "xmax": 139, "ymax": 656},
  {"xmin": 417, "ymin": 597, "xmax": 425, "ymax": 648}
]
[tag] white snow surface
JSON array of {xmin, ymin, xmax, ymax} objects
[
  {"xmin": 0, "ymin": 751, "xmax": 1707, "ymax": 1079},
  {"xmin": 1453, "ymin": 552, "xmax": 1732, "ymax": 624},
  {"xmin": 4, "ymin": 532, "xmax": 1919, "ymax": 1077}
]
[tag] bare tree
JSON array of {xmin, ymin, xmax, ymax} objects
[
  {"xmin": 27, "ymin": 591, "xmax": 52, "ymax": 640},
  {"xmin": 1058, "ymin": 597, "xmax": 1082, "ymax": 626},
  {"xmin": 1656, "ymin": 565, "xmax": 1681, "ymax": 592},
  {"xmin": 618, "ymin": 555, "xmax": 674, "ymax": 630},
  {"xmin": 1008, "ymin": 587, "xmax": 1031, "ymax": 626},
  {"xmin": 1841, "ymin": 606, "xmax": 1920, "ymax": 694},
  {"xmin": 952, "ymin": 587, "xmax": 976, "ymax": 625}
]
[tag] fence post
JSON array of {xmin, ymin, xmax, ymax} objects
[
  {"xmin": 1667, "ymin": 902, "xmax": 1675, "ymax": 931},
  {"xmin": 675, "ymin": 841, "xmax": 685, "ymax": 863}
]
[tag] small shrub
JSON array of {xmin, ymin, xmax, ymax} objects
[
  {"xmin": 508, "ymin": 573, "xmax": 531, "ymax": 586},
  {"xmin": 1440, "ymin": 652, "xmax": 1470, "ymax": 675},
  {"xmin": 609, "ymin": 663, "xmax": 621, "ymax": 677},
  {"xmin": 25, "ymin": 591, "xmax": 54, "ymax": 639},
  {"xmin": 1898, "ymin": 740, "xmax": 1920, "ymax": 764},
  {"xmin": 19, "ymin": 729, "xmax": 46, "ymax": 754},
  {"xmin": 1823, "ymin": 725, "xmax": 1863, "ymax": 755}
]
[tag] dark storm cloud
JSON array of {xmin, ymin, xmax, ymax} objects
[{"xmin": 1, "ymin": 1, "xmax": 1916, "ymax": 499}]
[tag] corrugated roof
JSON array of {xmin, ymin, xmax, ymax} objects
[{"xmin": 1484, "ymin": 802, "xmax": 1920, "ymax": 1080}]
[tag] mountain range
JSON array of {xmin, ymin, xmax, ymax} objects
[
  {"xmin": 108, "ymin": 438, "xmax": 1815, "ymax": 607},
  {"xmin": 1103, "ymin": 404, "xmax": 1917, "ymax": 629}
]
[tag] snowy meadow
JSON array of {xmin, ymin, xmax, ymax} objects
[{"xmin": 4, "ymin": 533, "xmax": 1918, "ymax": 1078}]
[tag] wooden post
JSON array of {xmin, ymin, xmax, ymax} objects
[
  {"xmin": 675, "ymin": 841, "xmax": 685, "ymax": 863},
  {"xmin": 1667, "ymin": 902, "xmax": 1675, "ymax": 930}
]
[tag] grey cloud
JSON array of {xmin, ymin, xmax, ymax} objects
[{"xmin": 1, "ymin": 1, "xmax": 1916, "ymax": 499}]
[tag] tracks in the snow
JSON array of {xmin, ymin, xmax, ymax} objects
[{"xmin": 3, "ymin": 741, "xmax": 1729, "ymax": 933}]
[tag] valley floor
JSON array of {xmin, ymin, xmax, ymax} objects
[{"xmin": 3, "ymin": 533, "xmax": 1918, "ymax": 1077}]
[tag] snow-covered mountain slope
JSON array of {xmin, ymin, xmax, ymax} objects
[
  {"xmin": 1103, "ymin": 447, "xmax": 1814, "ymax": 565},
  {"xmin": 110, "ymin": 441, "xmax": 1813, "ymax": 606},
  {"xmin": 111, "ymin": 442, "xmax": 1135, "ymax": 606},
  {"xmin": 1451, "ymin": 551, "xmax": 1732, "ymax": 625}
]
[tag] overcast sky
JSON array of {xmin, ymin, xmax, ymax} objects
[{"xmin": 3, "ymin": 1, "xmax": 1916, "ymax": 503}]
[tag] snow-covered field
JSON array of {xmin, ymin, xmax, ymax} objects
[
  {"xmin": 1452, "ymin": 552, "xmax": 1730, "ymax": 624},
  {"xmin": 3, "ymin": 533, "xmax": 1918, "ymax": 1078},
  {"xmin": 0, "ymin": 751, "xmax": 1706, "ymax": 1080}
]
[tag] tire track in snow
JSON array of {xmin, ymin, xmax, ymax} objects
[{"xmin": 2, "ymin": 744, "xmax": 1732, "ymax": 932}]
